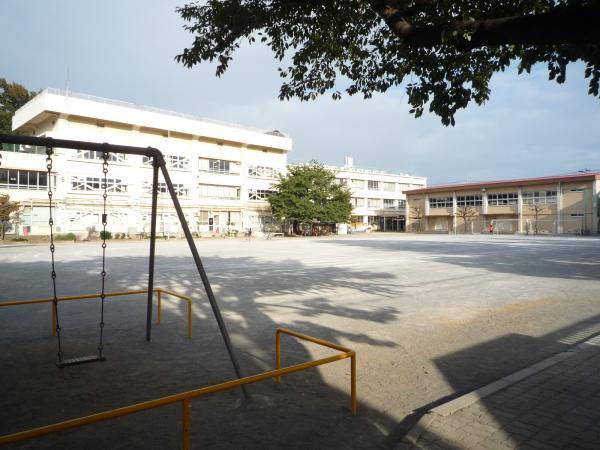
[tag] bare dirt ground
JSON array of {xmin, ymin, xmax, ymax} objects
[{"xmin": 1, "ymin": 233, "xmax": 600, "ymax": 449}]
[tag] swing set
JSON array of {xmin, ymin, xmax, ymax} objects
[
  {"xmin": 0, "ymin": 134, "xmax": 358, "ymax": 448},
  {"xmin": 0, "ymin": 134, "xmax": 245, "ymax": 376}
]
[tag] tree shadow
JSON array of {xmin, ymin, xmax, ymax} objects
[{"xmin": 0, "ymin": 250, "xmax": 403, "ymax": 449}]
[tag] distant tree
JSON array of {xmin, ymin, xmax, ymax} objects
[
  {"xmin": 176, "ymin": 1, "xmax": 600, "ymax": 126},
  {"xmin": 528, "ymin": 203, "xmax": 546, "ymax": 234},
  {"xmin": 0, "ymin": 194, "xmax": 20, "ymax": 240},
  {"xmin": 268, "ymin": 162, "xmax": 352, "ymax": 234},
  {"xmin": 0, "ymin": 78, "xmax": 38, "ymax": 135},
  {"xmin": 409, "ymin": 204, "xmax": 424, "ymax": 232},
  {"xmin": 455, "ymin": 205, "xmax": 477, "ymax": 233}
]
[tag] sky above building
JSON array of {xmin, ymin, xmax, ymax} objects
[{"xmin": 2, "ymin": 0, "xmax": 599, "ymax": 185}]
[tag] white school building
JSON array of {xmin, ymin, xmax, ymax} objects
[
  {"xmin": 1, "ymin": 89, "xmax": 291, "ymax": 237},
  {"xmin": 328, "ymin": 157, "xmax": 426, "ymax": 232}
]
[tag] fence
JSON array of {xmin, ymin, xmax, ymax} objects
[{"xmin": 0, "ymin": 288, "xmax": 193, "ymax": 338}]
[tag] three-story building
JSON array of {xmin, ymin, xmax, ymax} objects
[{"xmin": 1, "ymin": 89, "xmax": 291, "ymax": 237}]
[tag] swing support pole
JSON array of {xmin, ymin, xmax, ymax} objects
[
  {"xmin": 145, "ymin": 160, "xmax": 160, "ymax": 342},
  {"xmin": 0, "ymin": 135, "xmax": 249, "ymax": 400},
  {"xmin": 158, "ymin": 157, "xmax": 250, "ymax": 401}
]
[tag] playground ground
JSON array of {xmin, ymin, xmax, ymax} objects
[{"xmin": 1, "ymin": 233, "xmax": 600, "ymax": 449}]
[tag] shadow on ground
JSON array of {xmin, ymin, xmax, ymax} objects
[{"xmin": 0, "ymin": 251, "xmax": 403, "ymax": 449}]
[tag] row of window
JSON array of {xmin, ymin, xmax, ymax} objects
[
  {"xmin": 71, "ymin": 151, "xmax": 280, "ymax": 177},
  {"xmin": 248, "ymin": 165, "xmax": 281, "ymax": 179},
  {"xmin": 0, "ymin": 169, "xmax": 49, "ymax": 190},
  {"xmin": 142, "ymin": 182, "xmax": 189, "ymax": 197},
  {"xmin": 142, "ymin": 154, "xmax": 190, "ymax": 170},
  {"xmin": 248, "ymin": 189, "xmax": 276, "ymax": 201},
  {"xmin": 430, "ymin": 191, "xmax": 560, "ymax": 208},
  {"xmin": 71, "ymin": 177, "xmax": 128, "ymax": 193},
  {"xmin": 341, "ymin": 179, "xmax": 419, "ymax": 192},
  {"xmin": 350, "ymin": 198, "xmax": 407, "ymax": 209},
  {"xmin": 1, "ymin": 143, "xmax": 48, "ymax": 155},
  {"xmin": 76, "ymin": 149, "xmax": 127, "ymax": 162}
]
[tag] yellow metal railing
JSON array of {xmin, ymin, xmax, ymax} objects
[
  {"xmin": 0, "ymin": 328, "xmax": 356, "ymax": 449},
  {"xmin": 0, "ymin": 288, "xmax": 193, "ymax": 338}
]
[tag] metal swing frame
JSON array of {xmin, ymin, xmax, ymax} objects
[{"xmin": 0, "ymin": 134, "xmax": 248, "ymax": 397}]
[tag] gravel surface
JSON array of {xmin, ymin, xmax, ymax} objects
[{"xmin": 1, "ymin": 233, "xmax": 599, "ymax": 449}]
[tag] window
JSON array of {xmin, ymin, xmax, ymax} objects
[
  {"xmin": 166, "ymin": 155, "xmax": 190, "ymax": 170},
  {"xmin": 71, "ymin": 177, "xmax": 127, "ymax": 193},
  {"xmin": 383, "ymin": 199, "xmax": 396, "ymax": 209},
  {"xmin": 398, "ymin": 184, "xmax": 410, "ymax": 192},
  {"xmin": 398, "ymin": 199, "xmax": 406, "ymax": 208},
  {"xmin": 248, "ymin": 189, "xmax": 276, "ymax": 201},
  {"xmin": 488, "ymin": 193, "xmax": 518, "ymax": 206},
  {"xmin": 351, "ymin": 197, "xmax": 364, "ymax": 207},
  {"xmin": 199, "ymin": 158, "xmax": 240, "ymax": 175},
  {"xmin": 248, "ymin": 165, "xmax": 280, "ymax": 179},
  {"xmin": 76, "ymin": 149, "xmax": 126, "ymax": 163},
  {"xmin": 0, "ymin": 143, "xmax": 47, "ymax": 155},
  {"xmin": 198, "ymin": 184, "xmax": 240, "ymax": 199},
  {"xmin": 143, "ymin": 154, "xmax": 190, "ymax": 170},
  {"xmin": 429, "ymin": 197, "xmax": 453, "ymax": 208},
  {"xmin": 570, "ymin": 188, "xmax": 585, "ymax": 192},
  {"xmin": 198, "ymin": 210, "xmax": 209, "ymax": 226},
  {"xmin": 522, "ymin": 191, "xmax": 557, "ymax": 204},
  {"xmin": 368, "ymin": 198, "xmax": 380, "ymax": 208},
  {"xmin": 337, "ymin": 178, "xmax": 348, "ymax": 186},
  {"xmin": 456, "ymin": 195, "xmax": 482, "ymax": 207},
  {"xmin": 570, "ymin": 213, "xmax": 584, "ymax": 217},
  {"xmin": 368, "ymin": 180, "xmax": 380, "ymax": 190},
  {"xmin": 143, "ymin": 182, "xmax": 188, "ymax": 196},
  {"xmin": 383, "ymin": 182, "xmax": 396, "ymax": 192},
  {"xmin": 0, "ymin": 169, "xmax": 48, "ymax": 190},
  {"xmin": 351, "ymin": 179, "xmax": 364, "ymax": 189}
]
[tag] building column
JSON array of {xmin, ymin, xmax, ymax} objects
[
  {"xmin": 452, "ymin": 192, "xmax": 457, "ymax": 234},
  {"xmin": 424, "ymin": 194, "xmax": 430, "ymax": 232},
  {"xmin": 481, "ymin": 188, "xmax": 488, "ymax": 228},
  {"xmin": 592, "ymin": 180, "xmax": 599, "ymax": 234},
  {"xmin": 556, "ymin": 182, "xmax": 562, "ymax": 234},
  {"xmin": 518, "ymin": 187, "xmax": 523, "ymax": 234},
  {"xmin": 405, "ymin": 197, "xmax": 410, "ymax": 230}
]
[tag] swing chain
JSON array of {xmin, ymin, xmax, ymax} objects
[
  {"xmin": 98, "ymin": 151, "xmax": 109, "ymax": 357},
  {"xmin": 46, "ymin": 146, "xmax": 63, "ymax": 363}
]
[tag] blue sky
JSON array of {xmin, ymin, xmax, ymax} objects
[{"xmin": 2, "ymin": 0, "xmax": 599, "ymax": 184}]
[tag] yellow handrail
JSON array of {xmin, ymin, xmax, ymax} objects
[
  {"xmin": 0, "ymin": 328, "xmax": 357, "ymax": 448},
  {"xmin": 275, "ymin": 327, "xmax": 357, "ymax": 415},
  {"xmin": 0, "ymin": 288, "xmax": 193, "ymax": 338}
]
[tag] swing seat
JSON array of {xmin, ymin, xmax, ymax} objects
[{"xmin": 56, "ymin": 355, "xmax": 106, "ymax": 368}]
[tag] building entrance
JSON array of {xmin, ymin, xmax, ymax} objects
[{"xmin": 378, "ymin": 216, "xmax": 405, "ymax": 232}]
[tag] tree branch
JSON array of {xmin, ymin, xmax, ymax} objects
[{"xmin": 368, "ymin": 2, "xmax": 600, "ymax": 48}]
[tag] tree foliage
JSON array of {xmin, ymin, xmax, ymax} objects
[
  {"xmin": 0, "ymin": 78, "xmax": 38, "ymax": 135},
  {"xmin": 268, "ymin": 162, "xmax": 352, "ymax": 226},
  {"xmin": 176, "ymin": 1, "xmax": 600, "ymax": 125},
  {"xmin": 0, "ymin": 194, "xmax": 20, "ymax": 239}
]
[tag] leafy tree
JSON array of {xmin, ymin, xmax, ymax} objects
[
  {"xmin": 455, "ymin": 205, "xmax": 477, "ymax": 232},
  {"xmin": 0, "ymin": 194, "xmax": 20, "ymax": 240},
  {"xmin": 0, "ymin": 78, "xmax": 38, "ymax": 135},
  {"xmin": 268, "ymin": 162, "xmax": 352, "ymax": 233},
  {"xmin": 176, "ymin": 1, "xmax": 600, "ymax": 126}
]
